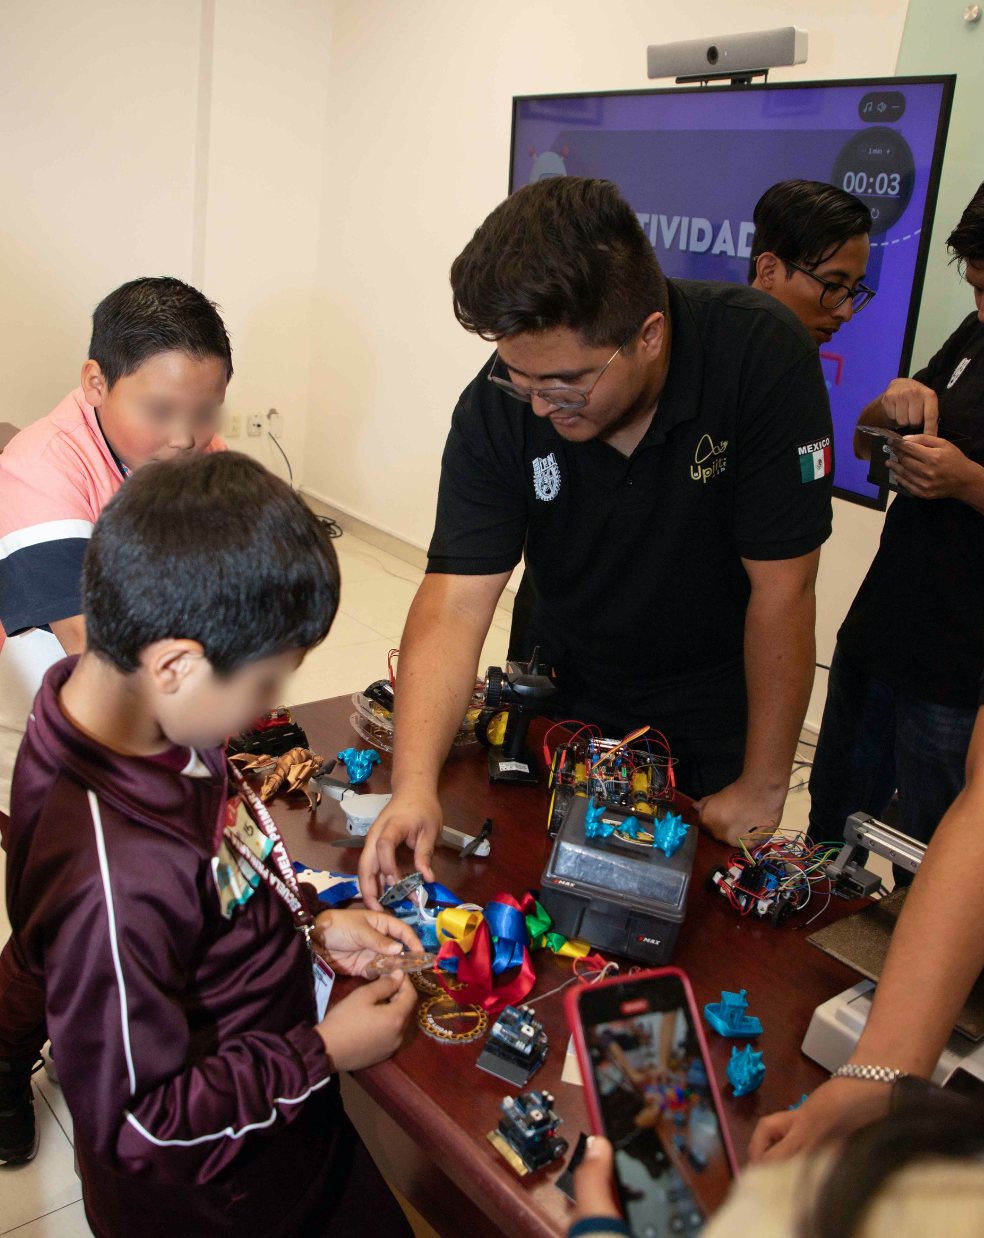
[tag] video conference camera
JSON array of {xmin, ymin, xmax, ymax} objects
[{"xmin": 647, "ymin": 27, "xmax": 808, "ymax": 86}]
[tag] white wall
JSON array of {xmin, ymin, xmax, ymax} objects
[
  {"xmin": 897, "ymin": 0, "xmax": 984, "ymax": 362},
  {"xmin": 3, "ymin": 0, "xmax": 953, "ymax": 732},
  {"xmin": 200, "ymin": 0, "xmax": 332, "ymax": 481},
  {"xmin": 0, "ymin": 0, "xmax": 202, "ymax": 428},
  {"xmin": 0, "ymin": 0, "xmax": 331, "ymax": 489},
  {"xmin": 302, "ymin": 0, "xmax": 911, "ymax": 726}
]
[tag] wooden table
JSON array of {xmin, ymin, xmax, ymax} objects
[{"xmin": 266, "ymin": 697, "xmax": 866, "ymax": 1238}]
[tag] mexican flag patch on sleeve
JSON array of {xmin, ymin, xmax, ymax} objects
[{"xmin": 797, "ymin": 436, "xmax": 832, "ymax": 482}]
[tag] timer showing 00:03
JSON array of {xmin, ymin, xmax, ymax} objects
[
  {"xmin": 842, "ymin": 170, "xmax": 901, "ymax": 197},
  {"xmin": 830, "ymin": 128, "xmax": 916, "ymax": 235}
]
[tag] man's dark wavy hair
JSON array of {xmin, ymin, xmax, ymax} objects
[
  {"xmin": 947, "ymin": 180, "xmax": 984, "ymax": 267},
  {"xmin": 450, "ymin": 177, "xmax": 668, "ymax": 348},
  {"xmin": 747, "ymin": 179, "xmax": 872, "ymax": 283}
]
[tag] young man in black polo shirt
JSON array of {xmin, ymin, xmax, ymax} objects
[
  {"xmin": 358, "ymin": 177, "xmax": 834, "ymax": 903},
  {"xmin": 807, "ymin": 182, "xmax": 984, "ymax": 871},
  {"xmin": 748, "ymin": 179, "xmax": 873, "ymax": 345}
]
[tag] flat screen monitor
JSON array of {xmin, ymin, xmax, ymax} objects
[{"xmin": 510, "ymin": 77, "xmax": 954, "ymax": 508}]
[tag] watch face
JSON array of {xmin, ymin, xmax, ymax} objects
[{"xmin": 831, "ymin": 126, "xmax": 916, "ymax": 236}]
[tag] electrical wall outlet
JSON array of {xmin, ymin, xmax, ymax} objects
[
  {"xmin": 226, "ymin": 412, "xmax": 241, "ymax": 438},
  {"xmin": 247, "ymin": 413, "xmax": 263, "ymax": 438},
  {"xmin": 267, "ymin": 407, "xmax": 283, "ymax": 438}
]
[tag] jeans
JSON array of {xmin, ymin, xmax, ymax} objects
[{"xmin": 808, "ymin": 644, "xmax": 977, "ymax": 884}]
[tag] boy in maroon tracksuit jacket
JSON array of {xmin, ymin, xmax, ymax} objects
[{"xmin": 4, "ymin": 452, "xmax": 417, "ymax": 1237}]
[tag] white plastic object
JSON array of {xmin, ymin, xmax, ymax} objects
[
  {"xmin": 440, "ymin": 825, "xmax": 491, "ymax": 857},
  {"xmin": 803, "ymin": 980, "xmax": 984, "ymax": 1087},
  {"xmin": 341, "ymin": 792, "xmax": 392, "ymax": 836}
]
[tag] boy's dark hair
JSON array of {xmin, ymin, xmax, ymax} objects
[
  {"xmin": 947, "ymin": 180, "xmax": 984, "ymax": 266},
  {"xmin": 450, "ymin": 177, "xmax": 669, "ymax": 348},
  {"xmin": 82, "ymin": 452, "xmax": 339, "ymax": 674},
  {"xmin": 89, "ymin": 277, "xmax": 234, "ymax": 389},
  {"xmin": 747, "ymin": 179, "xmax": 872, "ymax": 283}
]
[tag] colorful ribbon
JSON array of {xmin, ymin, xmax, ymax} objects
[
  {"xmin": 436, "ymin": 892, "xmax": 538, "ymax": 1014},
  {"xmin": 435, "ymin": 892, "xmax": 593, "ymax": 1013}
]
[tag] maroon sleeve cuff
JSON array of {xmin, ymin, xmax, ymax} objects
[{"xmin": 285, "ymin": 1022, "xmax": 333, "ymax": 1088}]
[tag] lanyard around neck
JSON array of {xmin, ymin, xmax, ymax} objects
[{"xmin": 225, "ymin": 762, "xmax": 315, "ymax": 941}]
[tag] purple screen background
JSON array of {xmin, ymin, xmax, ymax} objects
[{"xmin": 511, "ymin": 81, "xmax": 949, "ymax": 504}]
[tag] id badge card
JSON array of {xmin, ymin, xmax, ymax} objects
[{"xmin": 313, "ymin": 955, "xmax": 335, "ymax": 1021}]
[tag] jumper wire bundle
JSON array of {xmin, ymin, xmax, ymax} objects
[
  {"xmin": 708, "ymin": 830, "xmax": 844, "ymax": 927},
  {"xmin": 544, "ymin": 722, "xmax": 677, "ymax": 837}
]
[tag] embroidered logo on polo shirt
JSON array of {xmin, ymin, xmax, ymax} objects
[
  {"xmin": 797, "ymin": 436, "xmax": 832, "ymax": 482},
  {"xmin": 532, "ymin": 452, "xmax": 561, "ymax": 501},
  {"xmin": 948, "ymin": 357, "xmax": 971, "ymax": 389},
  {"xmin": 690, "ymin": 435, "xmax": 728, "ymax": 483}
]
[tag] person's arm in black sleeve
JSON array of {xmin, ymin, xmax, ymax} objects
[
  {"xmin": 359, "ymin": 392, "xmax": 527, "ymax": 906},
  {"xmin": 698, "ymin": 350, "xmax": 829, "ymax": 846}
]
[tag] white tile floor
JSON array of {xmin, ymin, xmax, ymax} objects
[
  {"xmin": 278, "ymin": 533, "xmax": 512, "ymax": 709},
  {"xmin": 0, "ymin": 533, "xmax": 890, "ymax": 1232}
]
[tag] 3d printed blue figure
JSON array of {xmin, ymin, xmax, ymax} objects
[
  {"xmin": 727, "ymin": 1044, "xmax": 765, "ymax": 1097},
  {"xmin": 789, "ymin": 1094, "xmax": 808, "ymax": 1110},
  {"xmin": 704, "ymin": 989, "xmax": 763, "ymax": 1038},
  {"xmin": 584, "ymin": 798, "xmax": 616, "ymax": 839},
  {"xmin": 618, "ymin": 815, "xmax": 645, "ymax": 840},
  {"xmin": 337, "ymin": 747, "xmax": 380, "ymax": 784},
  {"xmin": 653, "ymin": 812, "xmax": 688, "ymax": 858}
]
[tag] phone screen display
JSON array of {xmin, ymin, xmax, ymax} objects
[
  {"xmin": 579, "ymin": 976, "xmax": 732, "ymax": 1237},
  {"xmin": 857, "ymin": 424, "xmax": 905, "ymax": 449}
]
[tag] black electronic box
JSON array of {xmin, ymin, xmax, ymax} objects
[{"xmin": 539, "ymin": 795, "xmax": 697, "ymax": 966}]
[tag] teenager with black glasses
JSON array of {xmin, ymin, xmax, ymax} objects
[{"xmin": 748, "ymin": 178, "xmax": 874, "ymax": 345}]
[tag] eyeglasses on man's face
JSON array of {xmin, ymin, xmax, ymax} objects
[
  {"xmin": 784, "ymin": 260, "xmax": 876, "ymax": 312},
  {"xmin": 487, "ymin": 341, "xmax": 627, "ymax": 409}
]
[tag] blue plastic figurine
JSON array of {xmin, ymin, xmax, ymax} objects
[
  {"xmin": 704, "ymin": 989, "xmax": 763, "ymax": 1038},
  {"xmin": 726, "ymin": 1044, "xmax": 765, "ymax": 1097},
  {"xmin": 584, "ymin": 798, "xmax": 617, "ymax": 839},
  {"xmin": 618, "ymin": 814, "xmax": 646, "ymax": 840},
  {"xmin": 789, "ymin": 1094, "xmax": 808, "ymax": 1110},
  {"xmin": 337, "ymin": 747, "xmax": 380, "ymax": 784},
  {"xmin": 653, "ymin": 812, "xmax": 688, "ymax": 858}
]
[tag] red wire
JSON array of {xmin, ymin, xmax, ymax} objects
[
  {"xmin": 387, "ymin": 648, "xmax": 399, "ymax": 687},
  {"xmin": 541, "ymin": 719, "xmax": 601, "ymax": 767}
]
